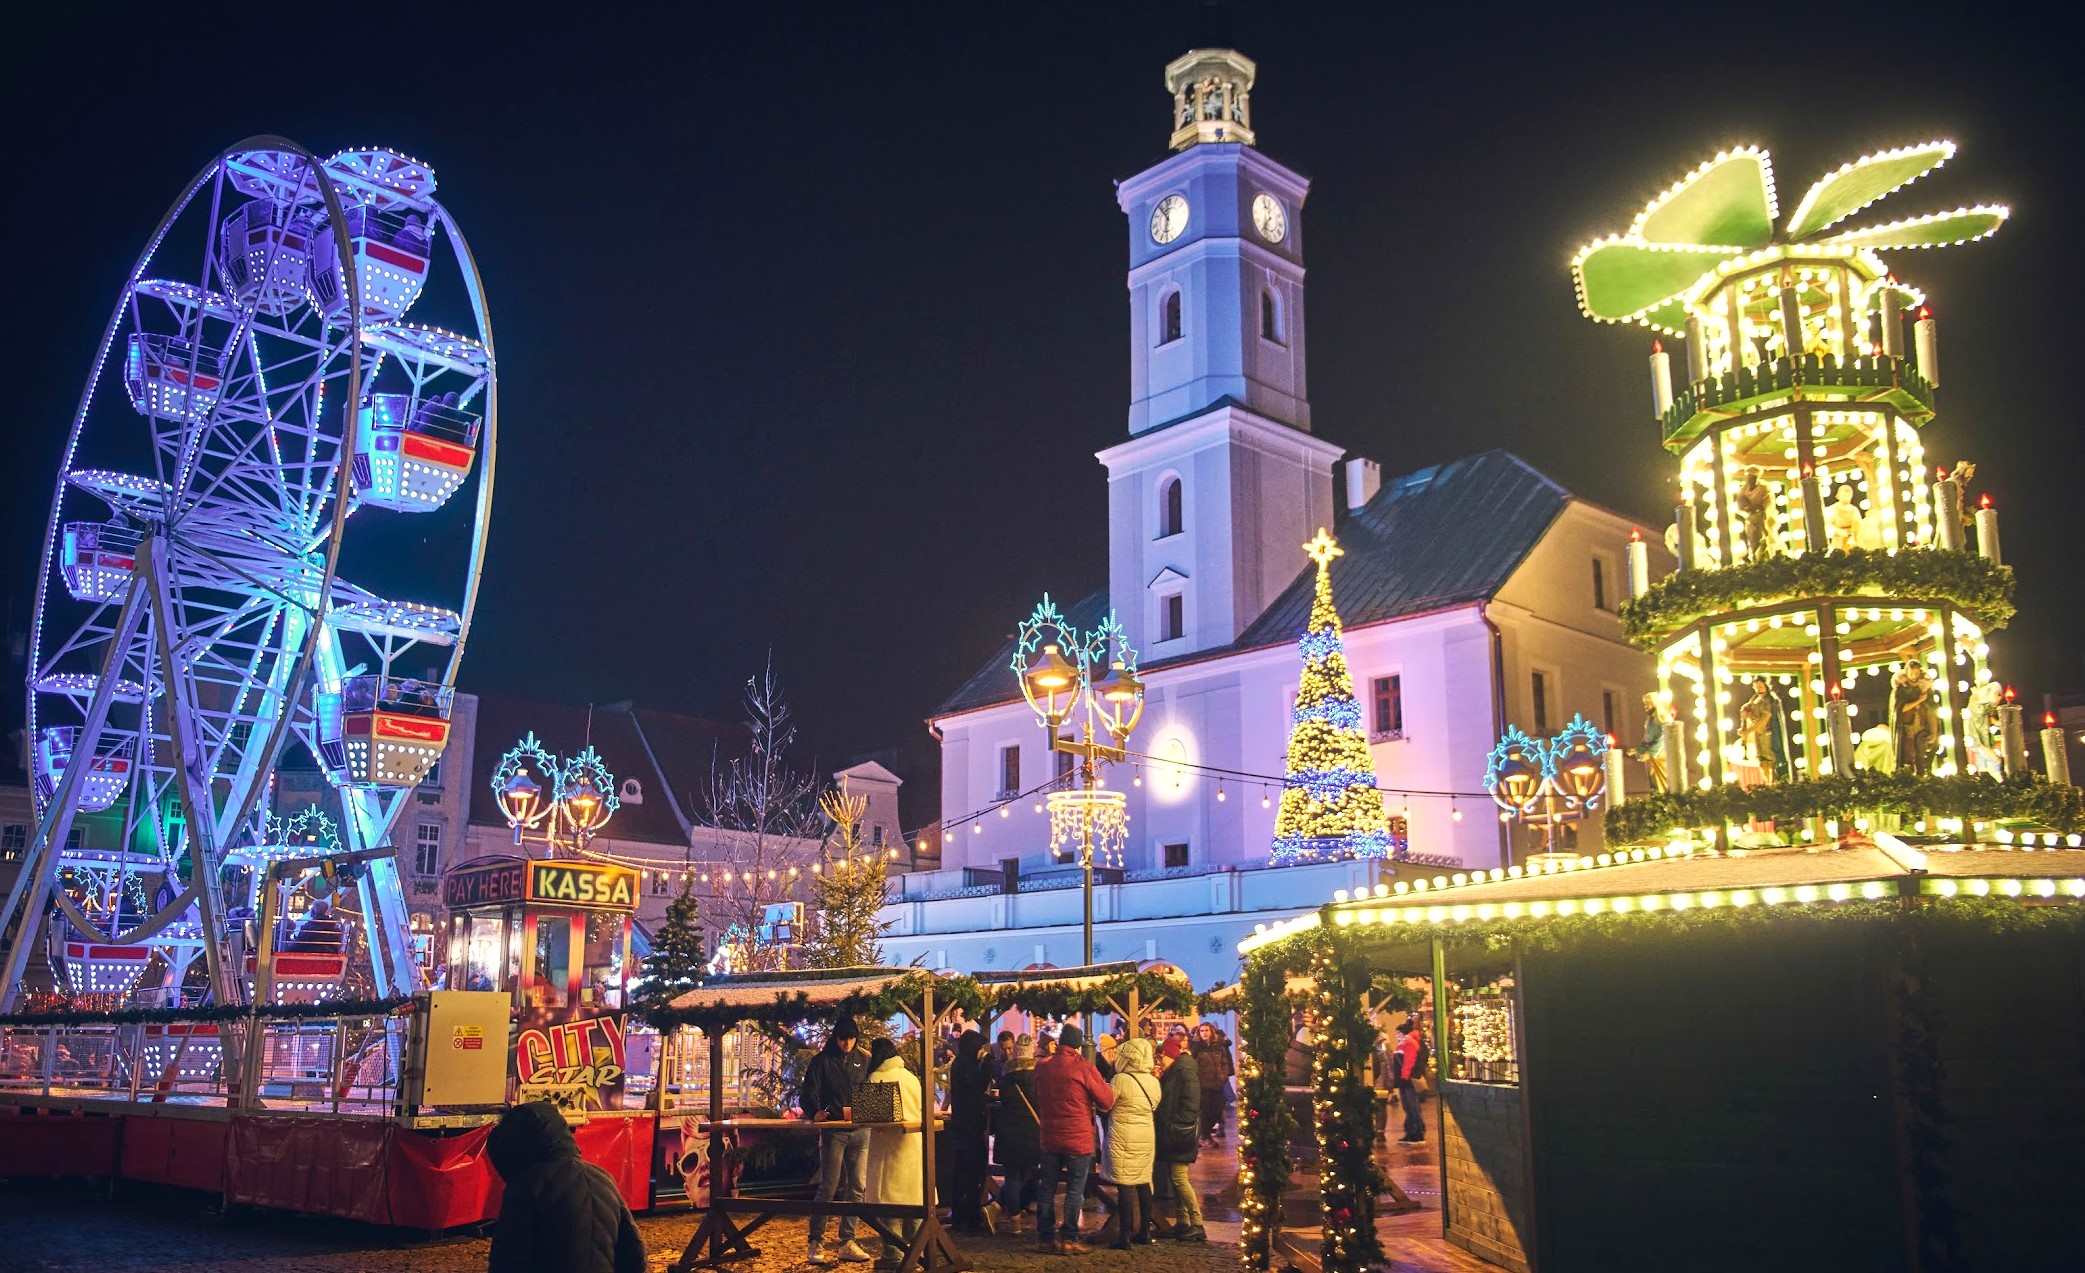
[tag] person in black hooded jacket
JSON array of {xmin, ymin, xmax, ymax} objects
[{"xmin": 487, "ymin": 1100, "xmax": 646, "ymax": 1273}]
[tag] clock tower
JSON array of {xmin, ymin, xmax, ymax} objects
[{"xmin": 1100, "ymin": 48, "xmax": 1341, "ymax": 659}]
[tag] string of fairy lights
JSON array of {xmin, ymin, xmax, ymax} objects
[{"xmin": 916, "ymin": 743, "xmax": 1518, "ymax": 856}]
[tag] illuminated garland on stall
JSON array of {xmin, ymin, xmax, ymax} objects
[
  {"xmin": 1272, "ymin": 531, "xmax": 1397, "ymax": 864},
  {"xmin": 1309, "ymin": 940, "xmax": 1385, "ymax": 1273},
  {"xmin": 639, "ymin": 968, "xmax": 991, "ymax": 1034},
  {"xmin": 1605, "ymin": 771, "xmax": 2085, "ymax": 844},
  {"xmin": 978, "ymin": 969, "xmax": 1196, "ymax": 1022},
  {"xmin": 1236, "ymin": 951, "xmax": 1297, "ymax": 1272},
  {"xmin": 0, "ymin": 996, "xmax": 411, "ymax": 1027},
  {"xmin": 1618, "ymin": 548, "xmax": 2013, "ymax": 647}
]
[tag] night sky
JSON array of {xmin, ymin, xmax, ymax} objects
[{"xmin": 6, "ymin": 5, "xmax": 2082, "ymax": 814}]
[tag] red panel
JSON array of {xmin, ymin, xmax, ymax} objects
[
  {"xmin": 386, "ymin": 1123, "xmax": 501, "ymax": 1229},
  {"xmin": 401, "ymin": 433, "xmax": 474, "ymax": 467},
  {"xmin": 119, "ymin": 1114, "xmax": 227, "ymax": 1191},
  {"xmin": 575, "ymin": 1115, "xmax": 656, "ymax": 1211},
  {"xmin": 374, "ymin": 714, "xmax": 449, "ymax": 744},
  {"xmin": 226, "ymin": 1115, "xmax": 389, "ymax": 1222},
  {"xmin": 0, "ymin": 1110, "xmax": 121, "ymax": 1178}
]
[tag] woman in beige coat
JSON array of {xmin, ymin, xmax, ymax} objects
[
  {"xmin": 1105, "ymin": 1037, "xmax": 1161, "ymax": 1246},
  {"xmin": 864, "ymin": 1037, "xmax": 925, "ymax": 1248}
]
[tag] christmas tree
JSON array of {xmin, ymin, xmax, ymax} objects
[
  {"xmin": 639, "ymin": 882, "xmax": 708, "ymax": 1002},
  {"xmin": 1271, "ymin": 529, "xmax": 1394, "ymax": 863},
  {"xmin": 800, "ymin": 789, "xmax": 890, "ymax": 968}
]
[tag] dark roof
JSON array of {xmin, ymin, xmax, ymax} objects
[
  {"xmin": 934, "ymin": 450, "xmax": 1570, "ymax": 719},
  {"xmin": 466, "ymin": 693, "xmax": 745, "ymax": 846}
]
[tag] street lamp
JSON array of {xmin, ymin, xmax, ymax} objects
[
  {"xmin": 1010, "ymin": 600, "xmax": 1144, "ymax": 1001},
  {"xmin": 1486, "ymin": 715, "xmax": 1609, "ymax": 866},
  {"xmin": 490, "ymin": 731, "xmax": 621, "ymax": 856}
]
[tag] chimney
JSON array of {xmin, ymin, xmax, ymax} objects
[{"xmin": 1345, "ymin": 457, "xmax": 1382, "ymax": 511}]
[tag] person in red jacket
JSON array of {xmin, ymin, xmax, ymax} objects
[
  {"xmin": 1392, "ymin": 1021, "xmax": 1425, "ymax": 1143},
  {"xmin": 1030, "ymin": 1024, "xmax": 1116, "ymax": 1252}
]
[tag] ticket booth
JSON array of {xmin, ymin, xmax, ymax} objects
[{"xmin": 441, "ymin": 856, "xmax": 641, "ymax": 1108}]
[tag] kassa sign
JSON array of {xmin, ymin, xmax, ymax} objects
[{"xmin": 525, "ymin": 860, "xmax": 638, "ymax": 911}]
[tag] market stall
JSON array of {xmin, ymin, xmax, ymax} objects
[{"xmin": 644, "ymin": 967, "xmax": 986, "ymax": 1273}]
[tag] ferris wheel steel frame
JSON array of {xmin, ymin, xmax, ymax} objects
[{"xmin": 0, "ymin": 136, "xmax": 498, "ymax": 1011}]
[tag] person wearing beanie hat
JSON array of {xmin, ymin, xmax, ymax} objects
[
  {"xmin": 1153, "ymin": 1035, "xmax": 1205, "ymax": 1240},
  {"xmin": 802, "ymin": 1017, "xmax": 873, "ymax": 1264},
  {"xmin": 1031, "ymin": 1020, "xmax": 1114, "ymax": 1252},
  {"xmin": 993, "ymin": 1035, "xmax": 1044, "ymax": 1234}
]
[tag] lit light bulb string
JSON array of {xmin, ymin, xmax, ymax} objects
[{"xmin": 920, "ymin": 749, "xmax": 1507, "ymax": 848}]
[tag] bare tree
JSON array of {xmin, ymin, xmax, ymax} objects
[{"xmin": 694, "ymin": 654, "xmax": 825, "ymax": 971}]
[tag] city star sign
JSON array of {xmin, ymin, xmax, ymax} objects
[{"xmin": 442, "ymin": 859, "xmax": 638, "ymax": 912}]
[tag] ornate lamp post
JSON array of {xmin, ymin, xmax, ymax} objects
[
  {"xmin": 490, "ymin": 731, "xmax": 621, "ymax": 856},
  {"xmin": 1487, "ymin": 715, "xmax": 1609, "ymax": 866},
  {"xmin": 1011, "ymin": 600, "xmax": 1144, "ymax": 987}
]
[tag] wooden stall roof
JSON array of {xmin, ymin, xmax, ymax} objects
[
  {"xmin": 970, "ymin": 960, "xmax": 1188, "ymax": 991},
  {"xmin": 664, "ymin": 966, "xmax": 924, "ymax": 1012}
]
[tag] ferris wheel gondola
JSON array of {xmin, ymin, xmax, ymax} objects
[{"xmin": 0, "ymin": 137, "xmax": 497, "ymax": 1012}]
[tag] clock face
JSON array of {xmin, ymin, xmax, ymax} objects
[
  {"xmin": 1252, "ymin": 193, "xmax": 1287, "ymax": 243},
  {"xmin": 1149, "ymin": 194, "xmax": 1190, "ymax": 245}
]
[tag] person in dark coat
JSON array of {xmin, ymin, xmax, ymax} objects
[
  {"xmin": 1190, "ymin": 1023, "xmax": 1234, "ymax": 1145},
  {"xmin": 992, "ymin": 1036, "xmax": 1043, "ymax": 1233},
  {"xmin": 800, "ymin": 1016, "xmax": 873, "ymax": 1264},
  {"xmin": 1153, "ymin": 1036, "xmax": 1205, "ymax": 1240},
  {"xmin": 487, "ymin": 1100, "xmax": 646, "ymax": 1273},
  {"xmin": 945, "ymin": 1029, "xmax": 991, "ymax": 1232}
]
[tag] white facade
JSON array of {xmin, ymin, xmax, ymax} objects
[{"xmin": 881, "ymin": 49, "xmax": 1671, "ymax": 989}]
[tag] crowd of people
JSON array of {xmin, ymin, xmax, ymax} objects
[{"xmin": 800, "ymin": 1012, "xmax": 1237, "ymax": 1259}]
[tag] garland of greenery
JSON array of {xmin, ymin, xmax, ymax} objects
[
  {"xmin": 1309, "ymin": 940, "xmax": 1385, "ymax": 1273},
  {"xmin": 637, "ymin": 970, "xmax": 991, "ymax": 1033},
  {"xmin": 985, "ymin": 970, "xmax": 1195, "ymax": 1021},
  {"xmin": 0, "ymin": 996, "xmax": 411, "ymax": 1028},
  {"xmin": 1605, "ymin": 771, "xmax": 2085, "ymax": 844},
  {"xmin": 1236, "ymin": 951, "xmax": 1297, "ymax": 1273},
  {"xmin": 1618, "ymin": 548, "xmax": 2013, "ymax": 647}
]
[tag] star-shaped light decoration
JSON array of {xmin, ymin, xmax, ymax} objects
[
  {"xmin": 1303, "ymin": 527, "xmax": 1344, "ymax": 568},
  {"xmin": 1570, "ymin": 141, "xmax": 2007, "ymax": 336}
]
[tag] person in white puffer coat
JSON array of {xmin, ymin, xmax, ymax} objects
[{"xmin": 1105, "ymin": 1037, "xmax": 1160, "ymax": 1247}]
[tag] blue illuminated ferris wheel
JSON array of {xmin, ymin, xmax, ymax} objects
[{"xmin": 0, "ymin": 140, "xmax": 497, "ymax": 1010}]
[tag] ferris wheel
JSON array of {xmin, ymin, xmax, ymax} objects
[{"xmin": 0, "ymin": 138, "xmax": 496, "ymax": 1011}]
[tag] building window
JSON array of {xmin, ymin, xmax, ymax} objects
[
  {"xmin": 1159, "ymin": 289, "xmax": 1183, "ymax": 344},
  {"xmin": 1532, "ymin": 670, "xmax": 1551, "ymax": 735},
  {"xmin": 871, "ymin": 824, "xmax": 886, "ymax": 847},
  {"xmin": 651, "ymin": 870, "xmax": 671, "ymax": 897},
  {"xmin": 412, "ymin": 822, "xmax": 442, "ymax": 876},
  {"xmin": 1602, "ymin": 689, "xmax": 1621, "ymax": 739},
  {"xmin": 998, "ymin": 744, "xmax": 1021, "ymax": 798},
  {"xmin": 1160, "ymin": 592, "xmax": 1185, "ymax": 642},
  {"xmin": 421, "ymin": 757, "xmax": 443, "ymax": 789},
  {"xmin": 1370, "ymin": 674, "xmax": 1404, "ymax": 741},
  {"xmin": 1157, "ymin": 475, "xmax": 1183, "ymax": 538},
  {"xmin": 64, "ymin": 827, "xmax": 82, "ymax": 852},
  {"xmin": 1261, "ymin": 289, "xmax": 1283, "ymax": 343},
  {"xmin": 1055, "ymin": 749, "xmax": 1075, "ymax": 783},
  {"xmin": 1592, "ymin": 557, "xmax": 1612, "ymax": 612},
  {"xmin": 1163, "ymin": 842, "xmax": 1190, "ymax": 869},
  {"xmin": 1, "ymin": 824, "xmax": 23, "ymax": 861}
]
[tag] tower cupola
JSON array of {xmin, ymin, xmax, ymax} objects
[{"xmin": 1165, "ymin": 49, "xmax": 1256, "ymax": 151}]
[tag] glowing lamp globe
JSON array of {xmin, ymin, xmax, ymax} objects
[
  {"xmin": 1022, "ymin": 643, "xmax": 1081, "ymax": 727},
  {"xmin": 562, "ymin": 773, "xmax": 612, "ymax": 838},
  {"xmin": 498, "ymin": 769, "xmax": 543, "ymax": 841},
  {"xmin": 1554, "ymin": 741, "xmax": 1605, "ymax": 804},
  {"xmin": 1092, "ymin": 659, "xmax": 1146, "ymax": 738},
  {"xmin": 1491, "ymin": 748, "xmax": 1541, "ymax": 812}
]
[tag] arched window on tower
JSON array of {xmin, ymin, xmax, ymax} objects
[
  {"xmin": 1261, "ymin": 288, "xmax": 1284, "ymax": 344},
  {"xmin": 1158, "ymin": 475, "xmax": 1183, "ymax": 538},
  {"xmin": 1159, "ymin": 289, "xmax": 1183, "ymax": 344}
]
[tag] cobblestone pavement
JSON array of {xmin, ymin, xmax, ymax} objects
[{"xmin": 0, "ymin": 1184, "xmax": 1241, "ymax": 1273}]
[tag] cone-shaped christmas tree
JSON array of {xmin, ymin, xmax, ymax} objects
[{"xmin": 1271, "ymin": 529, "xmax": 1395, "ymax": 863}]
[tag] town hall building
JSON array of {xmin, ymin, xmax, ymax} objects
[{"xmin": 878, "ymin": 47, "xmax": 1668, "ymax": 989}]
